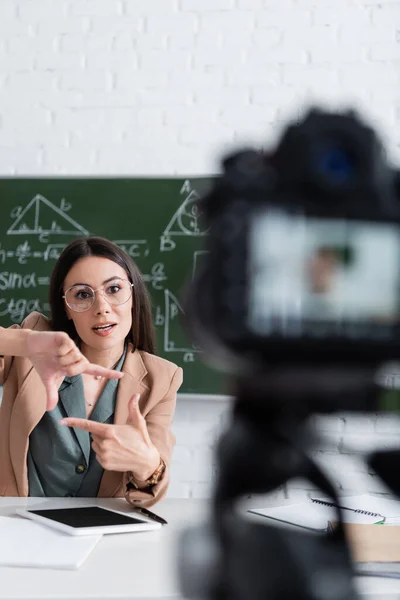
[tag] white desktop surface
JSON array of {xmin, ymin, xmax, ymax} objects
[
  {"xmin": 0, "ymin": 497, "xmax": 399, "ymax": 600},
  {"xmin": 0, "ymin": 497, "xmax": 208, "ymax": 600}
]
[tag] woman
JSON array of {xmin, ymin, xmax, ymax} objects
[{"xmin": 0, "ymin": 237, "xmax": 182, "ymax": 507}]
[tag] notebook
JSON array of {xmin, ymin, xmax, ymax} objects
[
  {"xmin": 247, "ymin": 495, "xmax": 394, "ymax": 533},
  {"xmin": 0, "ymin": 515, "xmax": 101, "ymax": 569},
  {"xmin": 312, "ymin": 494, "xmax": 400, "ymax": 525}
]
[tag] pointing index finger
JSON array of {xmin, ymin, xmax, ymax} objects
[{"xmin": 59, "ymin": 418, "xmax": 110, "ymax": 436}]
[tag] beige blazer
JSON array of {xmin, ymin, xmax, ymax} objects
[{"xmin": 0, "ymin": 312, "xmax": 183, "ymax": 507}]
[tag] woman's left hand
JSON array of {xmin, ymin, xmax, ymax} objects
[{"xmin": 59, "ymin": 393, "xmax": 160, "ymax": 480}]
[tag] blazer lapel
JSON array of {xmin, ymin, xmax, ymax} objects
[{"xmin": 97, "ymin": 348, "xmax": 148, "ymax": 497}]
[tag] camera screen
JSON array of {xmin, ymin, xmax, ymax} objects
[{"xmin": 248, "ymin": 209, "xmax": 400, "ymax": 341}]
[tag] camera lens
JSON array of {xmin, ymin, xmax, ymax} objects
[{"xmin": 314, "ymin": 144, "xmax": 354, "ymax": 186}]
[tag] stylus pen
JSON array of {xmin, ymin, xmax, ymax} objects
[{"xmin": 135, "ymin": 507, "xmax": 168, "ymax": 525}]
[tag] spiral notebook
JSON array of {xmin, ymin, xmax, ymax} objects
[
  {"xmin": 313, "ymin": 494, "xmax": 400, "ymax": 524},
  {"xmin": 247, "ymin": 494, "xmax": 400, "ymax": 533}
]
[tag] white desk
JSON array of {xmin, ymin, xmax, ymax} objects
[
  {"xmin": 0, "ymin": 497, "xmax": 209, "ymax": 600},
  {"xmin": 1, "ymin": 497, "xmax": 400, "ymax": 600}
]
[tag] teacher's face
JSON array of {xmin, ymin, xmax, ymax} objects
[{"xmin": 63, "ymin": 256, "xmax": 133, "ymax": 352}]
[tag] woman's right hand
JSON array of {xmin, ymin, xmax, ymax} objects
[{"xmin": 25, "ymin": 330, "xmax": 123, "ymax": 411}]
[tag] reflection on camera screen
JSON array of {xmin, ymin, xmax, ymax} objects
[{"xmin": 249, "ymin": 209, "xmax": 400, "ymax": 340}]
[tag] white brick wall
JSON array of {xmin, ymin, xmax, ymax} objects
[{"xmin": 1, "ymin": 0, "xmax": 400, "ymax": 501}]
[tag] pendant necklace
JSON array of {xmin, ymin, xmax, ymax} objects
[{"xmin": 87, "ymin": 357, "xmax": 121, "ymax": 407}]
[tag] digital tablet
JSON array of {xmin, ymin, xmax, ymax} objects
[{"xmin": 15, "ymin": 506, "xmax": 162, "ymax": 536}]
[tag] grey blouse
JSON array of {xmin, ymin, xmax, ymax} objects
[{"xmin": 27, "ymin": 349, "xmax": 126, "ymax": 497}]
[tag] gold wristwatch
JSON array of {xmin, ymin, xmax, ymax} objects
[
  {"xmin": 145, "ymin": 457, "xmax": 166, "ymax": 487},
  {"xmin": 128, "ymin": 458, "xmax": 166, "ymax": 490}
]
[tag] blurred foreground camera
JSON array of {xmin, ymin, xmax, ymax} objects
[
  {"xmin": 187, "ymin": 108, "xmax": 400, "ymax": 370},
  {"xmin": 178, "ymin": 108, "xmax": 400, "ymax": 600}
]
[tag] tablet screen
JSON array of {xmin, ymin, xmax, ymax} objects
[{"xmin": 28, "ymin": 507, "xmax": 144, "ymax": 528}]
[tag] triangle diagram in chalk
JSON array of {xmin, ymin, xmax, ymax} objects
[{"xmin": 7, "ymin": 195, "xmax": 89, "ymax": 237}]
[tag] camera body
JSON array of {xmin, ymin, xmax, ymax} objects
[{"xmin": 191, "ymin": 109, "xmax": 400, "ymax": 371}]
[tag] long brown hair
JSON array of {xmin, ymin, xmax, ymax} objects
[{"xmin": 49, "ymin": 237, "xmax": 156, "ymax": 354}]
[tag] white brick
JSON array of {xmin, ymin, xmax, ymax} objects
[
  {"xmin": 5, "ymin": 34, "xmax": 37, "ymax": 54},
  {"xmin": 180, "ymin": 0, "xmax": 234, "ymax": 10},
  {"xmin": 370, "ymin": 43, "xmax": 400, "ymax": 61},
  {"xmin": 246, "ymin": 44, "xmax": 308, "ymax": 65},
  {"xmin": 135, "ymin": 33, "xmax": 168, "ymax": 52},
  {"xmin": 0, "ymin": 2, "xmax": 17, "ymax": 19},
  {"xmin": 372, "ymin": 6, "xmax": 400, "ymax": 27},
  {"xmin": 115, "ymin": 69, "xmax": 167, "ymax": 90},
  {"xmin": 139, "ymin": 49, "xmax": 190, "ymax": 70},
  {"xmin": 145, "ymin": 14, "xmax": 198, "ymax": 36},
  {"xmin": 193, "ymin": 46, "xmax": 244, "ymax": 68},
  {"xmin": 314, "ymin": 415, "xmax": 345, "ymax": 433},
  {"xmin": 136, "ymin": 107, "xmax": 164, "ymax": 127},
  {"xmin": 199, "ymin": 11, "xmax": 255, "ymax": 35},
  {"xmin": 338, "ymin": 64, "xmax": 400, "ymax": 87},
  {"xmin": 246, "ymin": 28, "xmax": 282, "ymax": 50},
  {"xmin": 167, "ymin": 31, "xmax": 197, "ymax": 51},
  {"xmin": 168, "ymin": 67, "xmax": 225, "ymax": 89},
  {"xmin": 85, "ymin": 51, "xmax": 138, "ymax": 71},
  {"xmin": 125, "ymin": 0, "xmax": 179, "ymax": 16},
  {"xmin": 18, "ymin": 0, "xmax": 69, "ymax": 19},
  {"xmin": 342, "ymin": 414, "xmax": 375, "ymax": 434},
  {"xmin": 59, "ymin": 70, "xmax": 110, "ymax": 91},
  {"xmin": 5, "ymin": 72, "xmax": 57, "ymax": 94},
  {"xmin": 375, "ymin": 415, "xmax": 400, "ymax": 433},
  {"xmin": 237, "ymin": 0, "xmax": 263, "ymax": 7},
  {"xmin": 88, "ymin": 16, "xmax": 142, "ymax": 35},
  {"xmin": 178, "ymin": 124, "xmax": 234, "ymax": 145},
  {"xmin": 192, "ymin": 87, "xmax": 249, "ymax": 107},
  {"xmin": 35, "ymin": 52, "xmax": 84, "ymax": 71},
  {"xmin": 35, "ymin": 18, "xmax": 91, "ymax": 36},
  {"xmin": 191, "ymin": 482, "xmax": 213, "ymax": 499},
  {"xmin": 340, "ymin": 433, "xmax": 400, "ymax": 453},
  {"xmin": 0, "ymin": 19, "xmax": 32, "ymax": 35},
  {"xmin": 172, "ymin": 421, "xmax": 221, "ymax": 446},
  {"xmin": 191, "ymin": 447, "xmax": 217, "ymax": 483},
  {"xmin": 42, "ymin": 144, "xmax": 96, "ymax": 172},
  {"xmin": 0, "ymin": 146, "xmax": 42, "ymax": 172},
  {"xmin": 60, "ymin": 34, "xmax": 114, "ymax": 54},
  {"xmin": 163, "ymin": 106, "xmax": 218, "ymax": 126},
  {"xmin": 309, "ymin": 41, "xmax": 368, "ymax": 63},
  {"xmin": 313, "ymin": 7, "xmax": 371, "ymax": 26},
  {"xmin": 0, "ymin": 124, "xmax": 66, "ymax": 147},
  {"xmin": 339, "ymin": 25, "xmax": 393, "ymax": 44},
  {"xmin": 218, "ymin": 105, "xmax": 277, "ymax": 129},
  {"xmin": 297, "ymin": 0, "xmax": 348, "ymax": 5},
  {"xmin": 113, "ymin": 32, "xmax": 135, "ymax": 52},
  {"xmin": 227, "ymin": 65, "xmax": 281, "ymax": 87},
  {"xmin": 256, "ymin": 8, "xmax": 312, "ymax": 28},
  {"xmin": 0, "ymin": 51, "xmax": 34, "ymax": 71},
  {"xmin": 69, "ymin": 1, "xmax": 122, "ymax": 17},
  {"xmin": 166, "ymin": 480, "xmax": 191, "ymax": 498},
  {"xmin": 282, "ymin": 65, "xmax": 338, "ymax": 88},
  {"xmin": 139, "ymin": 88, "xmax": 192, "ymax": 107}
]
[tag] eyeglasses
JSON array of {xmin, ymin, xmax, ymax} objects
[{"xmin": 63, "ymin": 278, "xmax": 134, "ymax": 313}]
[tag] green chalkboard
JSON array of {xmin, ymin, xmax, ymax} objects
[{"xmin": 0, "ymin": 178, "xmax": 226, "ymax": 395}]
